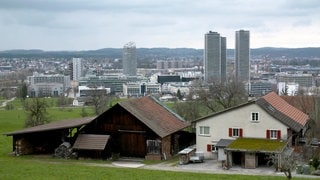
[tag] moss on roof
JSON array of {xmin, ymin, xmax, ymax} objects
[{"xmin": 226, "ymin": 138, "xmax": 287, "ymax": 153}]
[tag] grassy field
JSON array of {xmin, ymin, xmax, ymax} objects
[{"xmin": 0, "ymin": 98, "xmax": 305, "ymax": 179}]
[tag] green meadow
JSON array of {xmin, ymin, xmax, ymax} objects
[{"xmin": 0, "ymin": 98, "xmax": 303, "ymax": 179}]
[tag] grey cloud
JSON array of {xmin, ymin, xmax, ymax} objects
[{"xmin": 0, "ymin": 0, "xmax": 318, "ymax": 50}]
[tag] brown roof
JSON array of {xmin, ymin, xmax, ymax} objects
[
  {"xmin": 5, "ymin": 117, "xmax": 96, "ymax": 136},
  {"xmin": 257, "ymin": 92, "xmax": 309, "ymax": 132},
  {"xmin": 118, "ymin": 96, "xmax": 189, "ymax": 138},
  {"xmin": 73, "ymin": 134, "xmax": 109, "ymax": 150}
]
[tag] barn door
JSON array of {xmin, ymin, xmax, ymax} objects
[{"xmin": 119, "ymin": 133, "xmax": 146, "ymax": 157}]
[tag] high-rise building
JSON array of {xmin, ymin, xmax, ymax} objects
[
  {"xmin": 72, "ymin": 58, "xmax": 82, "ymax": 81},
  {"xmin": 235, "ymin": 30, "xmax": 250, "ymax": 82},
  {"xmin": 122, "ymin": 42, "xmax": 137, "ymax": 76},
  {"xmin": 220, "ymin": 36, "xmax": 227, "ymax": 82},
  {"xmin": 204, "ymin": 31, "xmax": 226, "ymax": 83}
]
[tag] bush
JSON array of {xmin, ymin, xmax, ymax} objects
[{"xmin": 310, "ymin": 158, "xmax": 320, "ymax": 169}]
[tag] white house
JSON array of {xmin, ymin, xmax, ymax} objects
[{"xmin": 193, "ymin": 92, "xmax": 309, "ymax": 169}]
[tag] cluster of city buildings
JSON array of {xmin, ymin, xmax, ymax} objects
[{"xmin": 2, "ymin": 30, "xmax": 319, "ymax": 102}]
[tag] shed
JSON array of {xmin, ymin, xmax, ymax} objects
[
  {"xmin": 5, "ymin": 117, "xmax": 95, "ymax": 155},
  {"xmin": 225, "ymin": 138, "xmax": 287, "ymax": 169},
  {"xmin": 216, "ymin": 139, "xmax": 234, "ymax": 161}
]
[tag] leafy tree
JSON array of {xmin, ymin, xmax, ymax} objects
[
  {"xmin": 20, "ymin": 82, "xmax": 28, "ymax": 99},
  {"xmin": 176, "ymin": 89, "xmax": 183, "ymax": 100},
  {"xmin": 310, "ymin": 157, "xmax": 320, "ymax": 170},
  {"xmin": 24, "ymin": 98, "xmax": 51, "ymax": 127}
]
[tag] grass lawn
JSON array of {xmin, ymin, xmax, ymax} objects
[
  {"xmin": 0, "ymin": 98, "xmax": 306, "ymax": 179},
  {"xmin": 0, "ymin": 157, "xmax": 290, "ymax": 180}
]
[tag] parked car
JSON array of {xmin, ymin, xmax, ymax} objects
[{"xmin": 310, "ymin": 138, "xmax": 320, "ymax": 147}]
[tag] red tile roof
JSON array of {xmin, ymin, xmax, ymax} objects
[
  {"xmin": 119, "ymin": 96, "xmax": 189, "ymax": 138},
  {"xmin": 262, "ymin": 92, "xmax": 309, "ymax": 126}
]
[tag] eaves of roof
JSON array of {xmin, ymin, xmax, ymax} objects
[
  {"xmin": 192, "ymin": 101, "xmax": 255, "ymax": 123},
  {"xmin": 4, "ymin": 117, "xmax": 96, "ymax": 136}
]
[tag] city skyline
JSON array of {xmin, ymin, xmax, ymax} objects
[{"xmin": 0, "ymin": 0, "xmax": 319, "ymax": 51}]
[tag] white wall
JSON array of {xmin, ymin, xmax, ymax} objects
[{"xmin": 196, "ymin": 103, "xmax": 288, "ymax": 159}]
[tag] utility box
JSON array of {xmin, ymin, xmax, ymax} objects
[{"xmin": 190, "ymin": 151, "xmax": 204, "ymax": 163}]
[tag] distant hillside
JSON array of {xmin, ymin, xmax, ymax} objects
[
  {"xmin": 250, "ymin": 47, "xmax": 320, "ymax": 58},
  {"xmin": 0, "ymin": 47, "xmax": 319, "ymax": 59}
]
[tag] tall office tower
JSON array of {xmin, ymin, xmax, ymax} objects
[
  {"xmin": 72, "ymin": 58, "xmax": 82, "ymax": 81},
  {"xmin": 204, "ymin": 31, "xmax": 226, "ymax": 83},
  {"xmin": 122, "ymin": 41, "xmax": 137, "ymax": 76},
  {"xmin": 220, "ymin": 36, "xmax": 227, "ymax": 82},
  {"xmin": 235, "ymin": 30, "xmax": 250, "ymax": 82}
]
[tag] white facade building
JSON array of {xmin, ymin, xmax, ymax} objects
[
  {"xmin": 123, "ymin": 82, "xmax": 161, "ymax": 97},
  {"xmin": 193, "ymin": 92, "xmax": 309, "ymax": 165},
  {"xmin": 27, "ymin": 72, "xmax": 70, "ymax": 97}
]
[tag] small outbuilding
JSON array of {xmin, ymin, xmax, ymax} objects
[{"xmin": 225, "ymin": 138, "xmax": 287, "ymax": 169}]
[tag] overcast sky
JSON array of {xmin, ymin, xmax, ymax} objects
[{"xmin": 0, "ymin": 0, "xmax": 319, "ymax": 50}]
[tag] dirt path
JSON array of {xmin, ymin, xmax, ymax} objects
[{"xmin": 0, "ymin": 97, "xmax": 15, "ymax": 108}]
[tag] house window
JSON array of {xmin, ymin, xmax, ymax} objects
[
  {"xmin": 270, "ymin": 130, "xmax": 277, "ymax": 139},
  {"xmin": 199, "ymin": 126, "xmax": 210, "ymax": 136},
  {"xmin": 251, "ymin": 112, "xmax": 259, "ymax": 121},
  {"xmin": 266, "ymin": 129, "xmax": 281, "ymax": 140},
  {"xmin": 207, "ymin": 144, "xmax": 217, "ymax": 152},
  {"xmin": 146, "ymin": 140, "xmax": 161, "ymax": 154},
  {"xmin": 229, "ymin": 128, "xmax": 243, "ymax": 137}
]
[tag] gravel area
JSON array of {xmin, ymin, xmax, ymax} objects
[{"xmin": 111, "ymin": 159, "xmax": 319, "ymax": 179}]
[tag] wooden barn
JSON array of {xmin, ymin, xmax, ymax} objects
[{"xmin": 5, "ymin": 96, "xmax": 192, "ymax": 160}]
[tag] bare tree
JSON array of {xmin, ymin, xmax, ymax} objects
[
  {"xmin": 268, "ymin": 152, "xmax": 296, "ymax": 179},
  {"xmin": 174, "ymin": 99, "xmax": 201, "ymax": 121},
  {"xmin": 194, "ymin": 79, "xmax": 248, "ymax": 113},
  {"xmin": 24, "ymin": 98, "xmax": 51, "ymax": 127},
  {"xmin": 89, "ymin": 88, "xmax": 112, "ymax": 115}
]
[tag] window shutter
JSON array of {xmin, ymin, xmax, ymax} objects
[
  {"xmin": 277, "ymin": 130, "xmax": 281, "ymax": 140},
  {"xmin": 240, "ymin": 128, "xmax": 243, "ymax": 137},
  {"xmin": 207, "ymin": 144, "xmax": 211, "ymax": 152},
  {"xmin": 229, "ymin": 128, "xmax": 232, "ymax": 137},
  {"xmin": 266, "ymin": 130, "xmax": 270, "ymax": 139}
]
